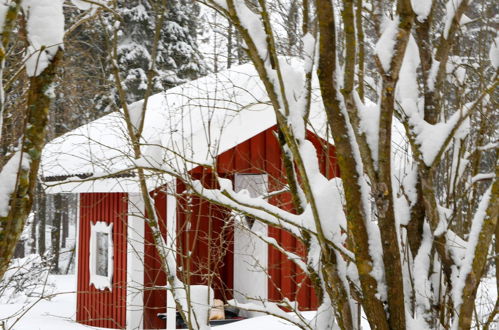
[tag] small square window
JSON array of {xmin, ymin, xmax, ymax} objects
[
  {"xmin": 234, "ymin": 174, "xmax": 268, "ymax": 229},
  {"xmin": 89, "ymin": 221, "xmax": 113, "ymax": 290}
]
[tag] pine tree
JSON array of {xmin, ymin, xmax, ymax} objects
[{"xmin": 116, "ymin": 0, "xmax": 205, "ymax": 104}]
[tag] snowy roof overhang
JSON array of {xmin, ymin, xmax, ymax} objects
[
  {"xmin": 40, "ymin": 60, "xmax": 411, "ymax": 195},
  {"xmin": 41, "ymin": 61, "xmax": 330, "ymax": 194}
]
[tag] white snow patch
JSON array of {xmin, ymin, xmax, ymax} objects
[
  {"xmin": 443, "ymin": 0, "xmax": 464, "ymax": 39},
  {"xmin": 489, "ymin": 36, "xmax": 499, "ymax": 69},
  {"xmin": 0, "ymin": 152, "xmax": 31, "ymax": 217},
  {"xmin": 212, "ymin": 0, "xmax": 228, "ymax": 10},
  {"xmin": 0, "ymin": 275, "xmax": 96, "ymax": 329},
  {"xmin": 397, "ymin": 35, "xmax": 420, "ymax": 110},
  {"xmin": 282, "ymin": 60, "xmax": 307, "ymax": 140},
  {"xmin": 477, "ymin": 141, "xmax": 498, "ymax": 151},
  {"xmin": 71, "ymin": 0, "xmax": 92, "ymax": 10},
  {"xmin": 451, "ymin": 187, "xmax": 492, "ymax": 321},
  {"xmin": 427, "ymin": 59, "xmax": 440, "ymax": 92},
  {"xmin": 446, "ymin": 230, "xmax": 467, "ymax": 266},
  {"xmin": 0, "ymin": 1, "xmax": 9, "ymax": 33},
  {"xmin": 459, "ymin": 14, "xmax": 472, "ymax": 25},
  {"xmin": 413, "ymin": 223, "xmax": 433, "ymax": 314},
  {"xmin": 471, "ymin": 172, "xmax": 495, "ymax": 184},
  {"xmin": 408, "ymin": 109, "xmax": 465, "ymax": 166},
  {"xmin": 357, "ymin": 98, "xmax": 380, "ymax": 164},
  {"xmin": 233, "ymin": 2, "xmax": 267, "ymax": 62},
  {"xmin": 375, "ymin": 16, "xmax": 399, "ymax": 72},
  {"xmin": 128, "ymin": 98, "xmax": 144, "ymax": 131},
  {"xmin": 411, "ymin": 0, "xmax": 433, "ymax": 22},
  {"xmin": 394, "ymin": 194, "xmax": 411, "ymax": 226},
  {"xmin": 176, "ymin": 285, "xmax": 214, "ymax": 330},
  {"xmin": 23, "ymin": 0, "xmax": 64, "ymax": 77},
  {"xmin": 303, "ymin": 33, "xmax": 315, "ymax": 62}
]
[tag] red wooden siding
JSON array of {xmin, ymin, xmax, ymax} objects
[
  {"xmin": 177, "ymin": 174, "xmax": 234, "ymax": 302},
  {"xmin": 143, "ymin": 190, "xmax": 168, "ymax": 329},
  {"xmin": 178, "ymin": 126, "xmax": 338, "ymax": 310},
  {"xmin": 75, "ymin": 126, "xmax": 338, "ymax": 328},
  {"xmin": 77, "ymin": 193, "xmax": 128, "ymax": 329}
]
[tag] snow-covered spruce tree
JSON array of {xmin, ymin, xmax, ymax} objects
[
  {"xmin": 113, "ymin": 0, "xmax": 205, "ymax": 104},
  {"xmin": 120, "ymin": 0, "xmax": 495, "ymax": 329}
]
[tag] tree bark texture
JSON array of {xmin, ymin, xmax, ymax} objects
[{"xmin": 0, "ymin": 49, "xmax": 62, "ymax": 281}]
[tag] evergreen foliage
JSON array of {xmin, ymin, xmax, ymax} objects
[{"xmin": 116, "ymin": 0, "xmax": 206, "ymax": 104}]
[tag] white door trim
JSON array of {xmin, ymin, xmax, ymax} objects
[
  {"xmin": 126, "ymin": 193, "xmax": 145, "ymax": 330},
  {"xmin": 166, "ymin": 193, "xmax": 177, "ymax": 330}
]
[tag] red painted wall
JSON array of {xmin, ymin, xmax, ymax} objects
[
  {"xmin": 177, "ymin": 126, "xmax": 338, "ymax": 310},
  {"xmin": 76, "ymin": 127, "xmax": 338, "ymax": 328},
  {"xmin": 177, "ymin": 174, "xmax": 234, "ymax": 302},
  {"xmin": 77, "ymin": 193, "xmax": 128, "ymax": 329}
]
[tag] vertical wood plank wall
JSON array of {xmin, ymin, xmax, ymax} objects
[
  {"xmin": 76, "ymin": 126, "xmax": 339, "ymax": 328},
  {"xmin": 177, "ymin": 175, "xmax": 234, "ymax": 303},
  {"xmin": 178, "ymin": 126, "xmax": 339, "ymax": 310},
  {"xmin": 77, "ymin": 193, "xmax": 128, "ymax": 329}
]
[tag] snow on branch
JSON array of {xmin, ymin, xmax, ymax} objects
[
  {"xmin": 451, "ymin": 186, "xmax": 492, "ymax": 313},
  {"xmin": 375, "ymin": 16, "xmax": 399, "ymax": 73},
  {"xmin": 0, "ymin": 2, "xmax": 9, "ymax": 33},
  {"xmin": 477, "ymin": 141, "xmax": 498, "ymax": 151},
  {"xmin": 211, "ymin": 0, "xmax": 228, "ymax": 11},
  {"xmin": 191, "ymin": 179, "xmax": 305, "ymax": 237},
  {"xmin": 356, "ymin": 97, "xmax": 380, "ymax": 164},
  {"xmin": 443, "ymin": 0, "xmax": 465, "ymax": 39},
  {"xmin": 490, "ymin": 36, "xmax": 499, "ymax": 69},
  {"xmin": 247, "ymin": 229, "xmax": 309, "ymax": 274},
  {"xmin": 228, "ymin": 299, "xmax": 312, "ymax": 329},
  {"xmin": 409, "ymin": 110, "xmax": 465, "ymax": 166},
  {"xmin": 413, "ymin": 223, "xmax": 434, "ymax": 319},
  {"xmin": 411, "ymin": 0, "xmax": 433, "ymax": 22},
  {"xmin": 70, "ymin": 0, "xmax": 111, "ymax": 11},
  {"xmin": 471, "ymin": 173, "xmax": 495, "ymax": 184},
  {"xmin": 0, "ymin": 152, "xmax": 30, "ymax": 217},
  {"xmin": 22, "ymin": 0, "xmax": 64, "ymax": 77}
]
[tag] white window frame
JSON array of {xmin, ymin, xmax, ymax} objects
[{"xmin": 89, "ymin": 221, "xmax": 114, "ymax": 291}]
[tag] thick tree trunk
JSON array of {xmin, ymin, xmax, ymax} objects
[
  {"xmin": 0, "ymin": 49, "xmax": 62, "ymax": 281},
  {"xmin": 315, "ymin": 0, "xmax": 388, "ymax": 328}
]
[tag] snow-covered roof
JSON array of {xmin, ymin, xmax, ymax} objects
[{"xmin": 41, "ymin": 62, "xmax": 328, "ymax": 193}]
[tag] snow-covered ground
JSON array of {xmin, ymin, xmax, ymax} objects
[
  {"xmin": 0, "ymin": 274, "xmax": 307, "ymax": 330},
  {"xmin": 0, "ymin": 274, "xmax": 496, "ymax": 329},
  {"xmin": 0, "ymin": 275, "xmax": 100, "ymax": 330}
]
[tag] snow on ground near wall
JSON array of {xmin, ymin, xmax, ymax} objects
[
  {"xmin": 0, "ymin": 274, "xmax": 495, "ymax": 329},
  {"xmin": 0, "ymin": 275, "xmax": 105, "ymax": 330}
]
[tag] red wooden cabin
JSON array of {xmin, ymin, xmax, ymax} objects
[{"xmin": 41, "ymin": 63, "xmax": 338, "ymax": 329}]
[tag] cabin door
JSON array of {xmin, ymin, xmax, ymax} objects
[{"xmin": 233, "ymin": 174, "xmax": 268, "ymax": 310}]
